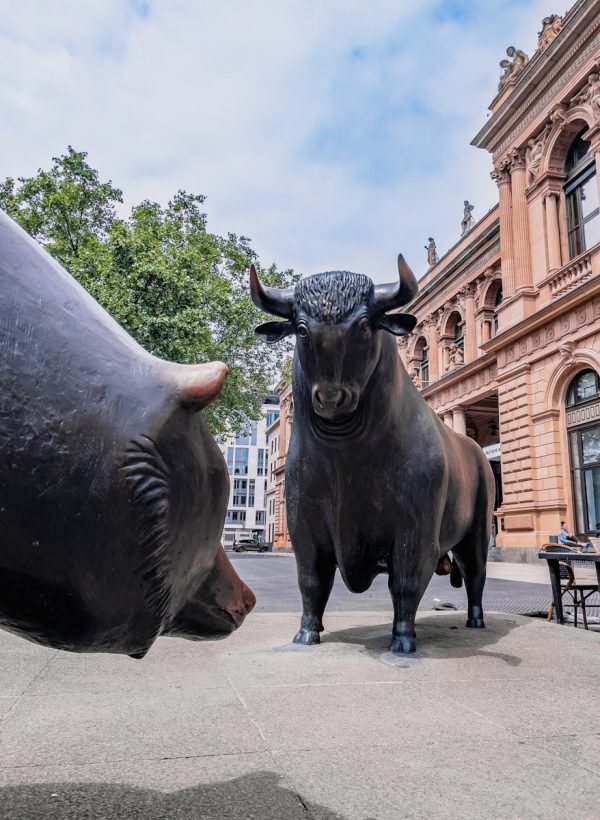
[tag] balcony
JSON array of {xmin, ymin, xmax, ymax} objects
[{"xmin": 546, "ymin": 249, "xmax": 593, "ymax": 299}]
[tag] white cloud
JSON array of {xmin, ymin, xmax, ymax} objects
[{"xmin": 0, "ymin": 0, "xmax": 553, "ymax": 282}]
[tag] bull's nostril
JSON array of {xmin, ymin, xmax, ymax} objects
[{"xmin": 315, "ymin": 390, "xmax": 325, "ymax": 408}]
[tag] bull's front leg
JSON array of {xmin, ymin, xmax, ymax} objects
[
  {"xmin": 388, "ymin": 532, "xmax": 438, "ymax": 654},
  {"xmin": 293, "ymin": 545, "xmax": 336, "ymax": 645}
]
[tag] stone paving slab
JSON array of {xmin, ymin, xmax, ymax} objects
[{"xmin": 1, "ymin": 611, "xmax": 599, "ymax": 819}]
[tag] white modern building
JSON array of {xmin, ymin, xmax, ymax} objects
[
  {"xmin": 264, "ymin": 411, "xmax": 280, "ymax": 547},
  {"xmin": 219, "ymin": 395, "xmax": 279, "ymax": 549}
]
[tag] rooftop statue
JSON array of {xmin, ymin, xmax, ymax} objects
[
  {"xmin": 251, "ymin": 257, "xmax": 495, "ymax": 653},
  {"xmin": 538, "ymin": 15, "xmax": 563, "ymax": 52},
  {"xmin": 425, "ymin": 237, "xmax": 439, "ymax": 268},
  {"xmin": 461, "ymin": 200, "xmax": 474, "ymax": 235},
  {"xmin": 498, "ymin": 46, "xmax": 529, "ymax": 92},
  {"xmin": 0, "ymin": 208, "xmax": 255, "ymax": 657}
]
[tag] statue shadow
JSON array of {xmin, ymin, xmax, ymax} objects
[
  {"xmin": 321, "ymin": 613, "xmax": 524, "ymax": 667},
  {"xmin": 0, "ymin": 772, "xmax": 345, "ymax": 820}
]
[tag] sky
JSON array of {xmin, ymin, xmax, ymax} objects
[{"xmin": 0, "ymin": 0, "xmax": 557, "ymax": 283}]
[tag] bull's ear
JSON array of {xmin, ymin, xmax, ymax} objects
[
  {"xmin": 255, "ymin": 320, "xmax": 294, "ymax": 344},
  {"xmin": 376, "ymin": 312, "xmax": 417, "ymax": 336}
]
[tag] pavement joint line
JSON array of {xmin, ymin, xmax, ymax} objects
[
  {"xmin": 222, "ymin": 669, "xmax": 307, "ymax": 807},
  {"xmin": 0, "ymin": 749, "xmax": 277, "ymax": 772},
  {"xmin": 0, "ymin": 649, "xmax": 59, "ymax": 731}
]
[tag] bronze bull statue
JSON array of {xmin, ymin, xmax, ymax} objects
[
  {"xmin": 0, "ymin": 208, "xmax": 255, "ymax": 657},
  {"xmin": 251, "ymin": 257, "xmax": 494, "ymax": 653}
]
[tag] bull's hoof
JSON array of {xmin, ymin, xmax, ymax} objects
[
  {"xmin": 293, "ymin": 629, "xmax": 321, "ymax": 645},
  {"xmin": 466, "ymin": 617, "xmax": 485, "ymax": 628},
  {"xmin": 389, "ymin": 635, "xmax": 416, "ymax": 654}
]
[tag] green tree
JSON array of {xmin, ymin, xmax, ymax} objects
[
  {"xmin": 1, "ymin": 150, "xmax": 296, "ymax": 435},
  {"xmin": 0, "ymin": 146, "xmax": 122, "ymax": 265}
]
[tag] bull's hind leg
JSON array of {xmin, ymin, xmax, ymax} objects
[
  {"xmin": 293, "ymin": 547, "xmax": 336, "ymax": 646},
  {"xmin": 452, "ymin": 517, "xmax": 489, "ymax": 629}
]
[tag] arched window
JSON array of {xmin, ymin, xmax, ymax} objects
[
  {"xmin": 567, "ymin": 369, "xmax": 600, "ymax": 406},
  {"xmin": 566, "ymin": 369, "xmax": 600, "ymax": 534},
  {"xmin": 564, "ymin": 131, "xmax": 600, "ymax": 259}
]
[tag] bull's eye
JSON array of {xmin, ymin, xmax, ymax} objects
[
  {"xmin": 358, "ymin": 317, "xmax": 371, "ymax": 337},
  {"xmin": 297, "ymin": 323, "xmax": 309, "ymax": 339}
]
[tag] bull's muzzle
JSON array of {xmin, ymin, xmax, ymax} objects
[
  {"xmin": 166, "ymin": 547, "xmax": 256, "ymax": 640},
  {"xmin": 312, "ymin": 384, "xmax": 356, "ymax": 419}
]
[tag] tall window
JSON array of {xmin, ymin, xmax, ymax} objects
[
  {"xmin": 226, "ymin": 447, "xmax": 234, "ymax": 474},
  {"xmin": 257, "ymin": 448, "xmax": 265, "ymax": 475},
  {"xmin": 565, "ymin": 132, "xmax": 600, "ymax": 259},
  {"xmin": 453, "ymin": 317, "xmax": 464, "ymax": 350},
  {"xmin": 420, "ymin": 343, "xmax": 429, "ymax": 388},
  {"xmin": 248, "ymin": 479, "xmax": 255, "ymax": 507},
  {"xmin": 492, "ymin": 286, "xmax": 503, "ymax": 336},
  {"xmin": 567, "ymin": 369, "xmax": 600, "ymax": 534},
  {"xmin": 234, "ymin": 447, "xmax": 249, "ymax": 475}
]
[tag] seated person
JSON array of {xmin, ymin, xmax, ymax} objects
[{"xmin": 559, "ymin": 521, "xmax": 596, "ymax": 552}]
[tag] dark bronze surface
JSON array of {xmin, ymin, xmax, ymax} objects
[
  {"xmin": 0, "ymin": 209, "xmax": 255, "ymax": 657},
  {"xmin": 252, "ymin": 256, "xmax": 495, "ymax": 653}
]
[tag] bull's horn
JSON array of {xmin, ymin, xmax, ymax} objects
[
  {"xmin": 172, "ymin": 361, "xmax": 229, "ymax": 411},
  {"xmin": 249, "ymin": 264, "xmax": 294, "ymax": 319},
  {"xmin": 373, "ymin": 254, "xmax": 418, "ymax": 313}
]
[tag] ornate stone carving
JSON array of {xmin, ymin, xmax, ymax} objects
[
  {"xmin": 538, "ymin": 15, "xmax": 563, "ymax": 52},
  {"xmin": 558, "ymin": 340, "xmax": 576, "ymax": 367},
  {"xmin": 509, "ymin": 146, "xmax": 527, "ymax": 169},
  {"xmin": 525, "ymin": 122, "xmax": 552, "ymax": 184},
  {"xmin": 491, "ymin": 157, "xmax": 512, "ymax": 185},
  {"xmin": 571, "ymin": 71, "xmax": 600, "ymax": 121},
  {"xmin": 550, "ymin": 103, "xmax": 568, "ymax": 126},
  {"xmin": 498, "ymin": 46, "xmax": 529, "ymax": 92},
  {"xmin": 448, "ymin": 344, "xmax": 464, "ymax": 368}
]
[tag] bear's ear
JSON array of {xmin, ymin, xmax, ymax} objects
[
  {"xmin": 375, "ymin": 312, "xmax": 417, "ymax": 336},
  {"xmin": 254, "ymin": 321, "xmax": 294, "ymax": 344}
]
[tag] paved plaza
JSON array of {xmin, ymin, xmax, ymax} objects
[{"xmin": 0, "ymin": 555, "xmax": 599, "ymax": 819}]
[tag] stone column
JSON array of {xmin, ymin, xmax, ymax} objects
[
  {"xmin": 452, "ymin": 408, "xmax": 467, "ymax": 436},
  {"xmin": 481, "ymin": 318, "xmax": 491, "ymax": 342},
  {"xmin": 510, "ymin": 148, "xmax": 533, "ymax": 290},
  {"xmin": 463, "ymin": 285, "xmax": 476, "ymax": 364},
  {"xmin": 545, "ymin": 191, "xmax": 562, "ymax": 271},
  {"xmin": 443, "ymin": 413, "xmax": 453, "ymax": 428},
  {"xmin": 492, "ymin": 162, "xmax": 515, "ymax": 297}
]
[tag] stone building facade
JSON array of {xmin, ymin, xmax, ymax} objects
[
  {"xmin": 274, "ymin": 1, "xmax": 600, "ymax": 560},
  {"xmin": 265, "ymin": 379, "xmax": 292, "ymax": 550}
]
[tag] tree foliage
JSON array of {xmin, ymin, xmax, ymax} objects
[{"xmin": 0, "ymin": 148, "xmax": 296, "ymax": 435}]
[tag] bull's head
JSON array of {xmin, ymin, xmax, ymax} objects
[{"xmin": 251, "ymin": 256, "xmax": 417, "ymax": 421}]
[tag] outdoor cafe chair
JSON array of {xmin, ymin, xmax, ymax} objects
[{"xmin": 541, "ymin": 543, "xmax": 599, "ymax": 629}]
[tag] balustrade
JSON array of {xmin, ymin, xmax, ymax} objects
[{"xmin": 547, "ymin": 249, "xmax": 593, "ymax": 298}]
